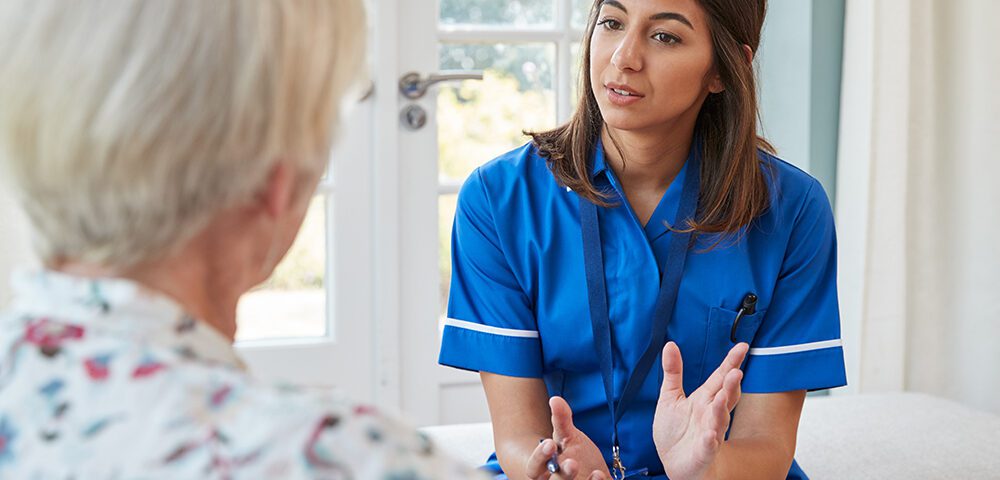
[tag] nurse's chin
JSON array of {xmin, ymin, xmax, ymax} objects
[{"xmin": 600, "ymin": 114, "xmax": 668, "ymax": 134}]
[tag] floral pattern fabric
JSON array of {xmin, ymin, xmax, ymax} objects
[{"xmin": 0, "ymin": 270, "xmax": 487, "ymax": 479}]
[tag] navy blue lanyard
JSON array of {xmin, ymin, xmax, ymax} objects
[{"xmin": 579, "ymin": 147, "xmax": 701, "ymax": 476}]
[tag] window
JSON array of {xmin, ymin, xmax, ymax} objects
[{"xmin": 436, "ymin": 0, "xmax": 593, "ymax": 323}]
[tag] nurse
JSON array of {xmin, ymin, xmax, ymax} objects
[{"xmin": 439, "ymin": 0, "xmax": 846, "ymax": 478}]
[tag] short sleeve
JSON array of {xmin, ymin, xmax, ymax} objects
[
  {"xmin": 437, "ymin": 168, "xmax": 543, "ymax": 378},
  {"xmin": 741, "ymin": 179, "xmax": 848, "ymax": 393}
]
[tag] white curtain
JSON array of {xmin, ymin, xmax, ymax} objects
[{"xmin": 837, "ymin": 0, "xmax": 1000, "ymax": 414}]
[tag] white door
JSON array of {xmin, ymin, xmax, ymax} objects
[{"xmin": 394, "ymin": 0, "xmax": 593, "ymax": 426}]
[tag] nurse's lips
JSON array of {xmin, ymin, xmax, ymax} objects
[{"xmin": 606, "ymin": 82, "xmax": 644, "ymax": 106}]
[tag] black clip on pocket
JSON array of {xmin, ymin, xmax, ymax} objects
[{"xmin": 730, "ymin": 293, "xmax": 758, "ymax": 343}]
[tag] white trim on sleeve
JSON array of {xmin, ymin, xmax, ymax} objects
[
  {"xmin": 748, "ymin": 339, "xmax": 842, "ymax": 356},
  {"xmin": 443, "ymin": 318, "xmax": 540, "ymax": 339}
]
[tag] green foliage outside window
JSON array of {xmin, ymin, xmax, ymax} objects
[{"xmin": 437, "ymin": 71, "xmax": 556, "ymax": 308}]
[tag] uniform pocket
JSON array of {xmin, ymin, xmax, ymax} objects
[{"xmin": 698, "ymin": 306, "xmax": 766, "ymax": 382}]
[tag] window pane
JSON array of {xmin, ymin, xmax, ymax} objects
[
  {"xmin": 573, "ymin": 0, "xmax": 595, "ymax": 29},
  {"xmin": 236, "ymin": 196, "xmax": 327, "ymax": 341},
  {"xmin": 440, "ymin": 0, "xmax": 554, "ymax": 27},
  {"xmin": 438, "ymin": 43, "xmax": 557, "ymax": 183},
  {"xmin": 439, "ymin": 194, "xmax": 458, "ymax": 323}
]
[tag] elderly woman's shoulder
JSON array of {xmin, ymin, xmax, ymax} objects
[{"xmin": 165, "ymin": 366, "xmax": 490, "ymax": 479}]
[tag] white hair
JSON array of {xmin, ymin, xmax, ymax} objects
[{"xmin": 0, "ymin": 0, "xmax": 367, "ymax": 267}]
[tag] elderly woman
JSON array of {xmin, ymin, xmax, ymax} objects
[{"xmin": 0, "ymin": 1, "xmax": 493, "ymax": 478}]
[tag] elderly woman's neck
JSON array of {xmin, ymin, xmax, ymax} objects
[{"xmin": 52, "ymin": 249, "xmax": 242, "ymax": 342}]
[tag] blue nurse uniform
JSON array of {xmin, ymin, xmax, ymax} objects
[{"xmin": 438, "ymin": 140, "xmax": 847, "ymax": 479}]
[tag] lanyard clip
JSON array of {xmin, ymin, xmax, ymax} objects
[
  {"xmin": 612, "ymin": 444, "xmax": 627, "ymax": 480},
  {"xmin": 730, "ymin": 293, "xmax": 758, "ymax": 343}
]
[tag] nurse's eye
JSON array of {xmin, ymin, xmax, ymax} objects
[
  {"xmin": 652, "ymin": 32, "xmax": 681, "ymax": 45},
  {"xmin": 597, "ymin": 18, "xmax": 624, "ymax": 31}
]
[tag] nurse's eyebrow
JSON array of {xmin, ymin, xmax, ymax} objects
[
  {"xmin": 650, "ymin": 12, "xmax": 694, "ymax": 30},
  {"xmin": 600, "ymin": 1, "xmax": 696, "ymax": 31}
]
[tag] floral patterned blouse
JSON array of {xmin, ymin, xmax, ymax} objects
[{"xmin": 0, "ymin": 270, "xmax": 488, "ymax": 479}]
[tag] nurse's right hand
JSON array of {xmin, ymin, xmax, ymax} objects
[
  {"xmin": 525, "ymin": 397, "xmax": 611, "ymax": 480},
  {"xmin": 652, "ymin": 342, "xmax": 748, "ymax": 480}
]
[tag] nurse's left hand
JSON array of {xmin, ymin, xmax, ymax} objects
[
  {"xmin": 525, "ymin": 396, "xmax": 611, "ymax": 480},
  {"xmin": 652, "ymin": 342, "xmax": 748, "ymax": 480}
]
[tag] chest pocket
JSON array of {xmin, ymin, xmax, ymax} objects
[{"xmin": 698, "ymin": 306, "xmax": 767, "ymax": 382}]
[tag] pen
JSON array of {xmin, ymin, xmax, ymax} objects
[
  {"xmin": 541, "ymin": 438, "xmax": 560, "ymax": 474},
  {"xmin": 547, "ymin": 450, "xmax": 560, "ymax": 474},
  {"xmin": 730, "ymin": 293, "xmax": 757, "ymax": 343}
]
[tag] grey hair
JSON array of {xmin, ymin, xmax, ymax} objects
[{"xmin": 0, "ymin": 0, "xmax": 367, "ymax": 267}]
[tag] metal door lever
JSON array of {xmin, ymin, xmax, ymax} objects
[{"xmin": 398, "ymin": 70, "xmax": 484, "ymax": 100}]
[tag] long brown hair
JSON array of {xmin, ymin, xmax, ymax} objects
[{"xmin": 530, "ymin": 0, "xmax": 774, "ymax": 236}]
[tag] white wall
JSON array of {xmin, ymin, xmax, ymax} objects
[{"xmin": 837, "ymin": 0, "xmax": 1000, "ymax": 414}]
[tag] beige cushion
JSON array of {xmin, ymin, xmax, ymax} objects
[
  {"xmin": 796, "ymin": 393, "xmax": 1000, "ymax": 479},
  {"xmin": 421, "ymin": 393, "xmax": 1000, "ymax": 478}
]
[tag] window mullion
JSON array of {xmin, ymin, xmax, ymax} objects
[
  {"xmin": 438, "ymin": 28, "xmax": 564, "ymax": 43},
  {"xmin": 556, "ymin": 0, "xmax": 572, "ymax": 122}
]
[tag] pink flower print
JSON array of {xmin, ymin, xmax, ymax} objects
[
  {"xmin": 304, "ymin": 416, "xmax": 347, "ymax": 471},
  {"xmin": 84, "ymin": 355, "xmax": 112, "ymax": 381},
  {"xmin": 353, "ymin": 405, "xmax": 378, "ymax": 416},
  {"xmin": 132, "ymin": 358, "xmax": 167, "ymax": 379},
  {"xmin": 163, "ymin": 440, "xmax": 201, "ymax": 464},
  {"xmin": 163, "ymin": 430, "xmax": 262, "ymax": 476},
  {"xmin": 25, "ymin": 319, "xmax": 84, "ymax": 357},
  {"xmin": 209, "ymin": 385, "xmax": 234, "ymax": 409}
]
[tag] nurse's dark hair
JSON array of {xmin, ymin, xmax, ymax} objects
[{"xmin": 530, "ymin": 0, "xmax": 775, "ymax": 237}]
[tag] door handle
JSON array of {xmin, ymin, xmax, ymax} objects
[{"xmin": 398, "ymin": 70, "xmax": 484, "ymax": 100}]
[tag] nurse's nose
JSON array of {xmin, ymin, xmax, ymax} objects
[{"xmin": 611, "ymin": 31, "xmax": 644, "ymax": 72}]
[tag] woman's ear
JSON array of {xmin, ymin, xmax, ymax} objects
[
  {"xmin": 259, "ymin": 161, "xmax": 296, "ymax": 220},
  {"xmin": 708, "ymin": 71, "xmax": 725, "ymax": 94},
  {"xmin": 709, "ymin": 44, "xmax": 755, "ymax": 94}
]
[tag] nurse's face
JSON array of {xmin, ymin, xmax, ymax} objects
[{"xmin": 589, "ymin": 0, "xmax": 723, "ymax": 134}]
